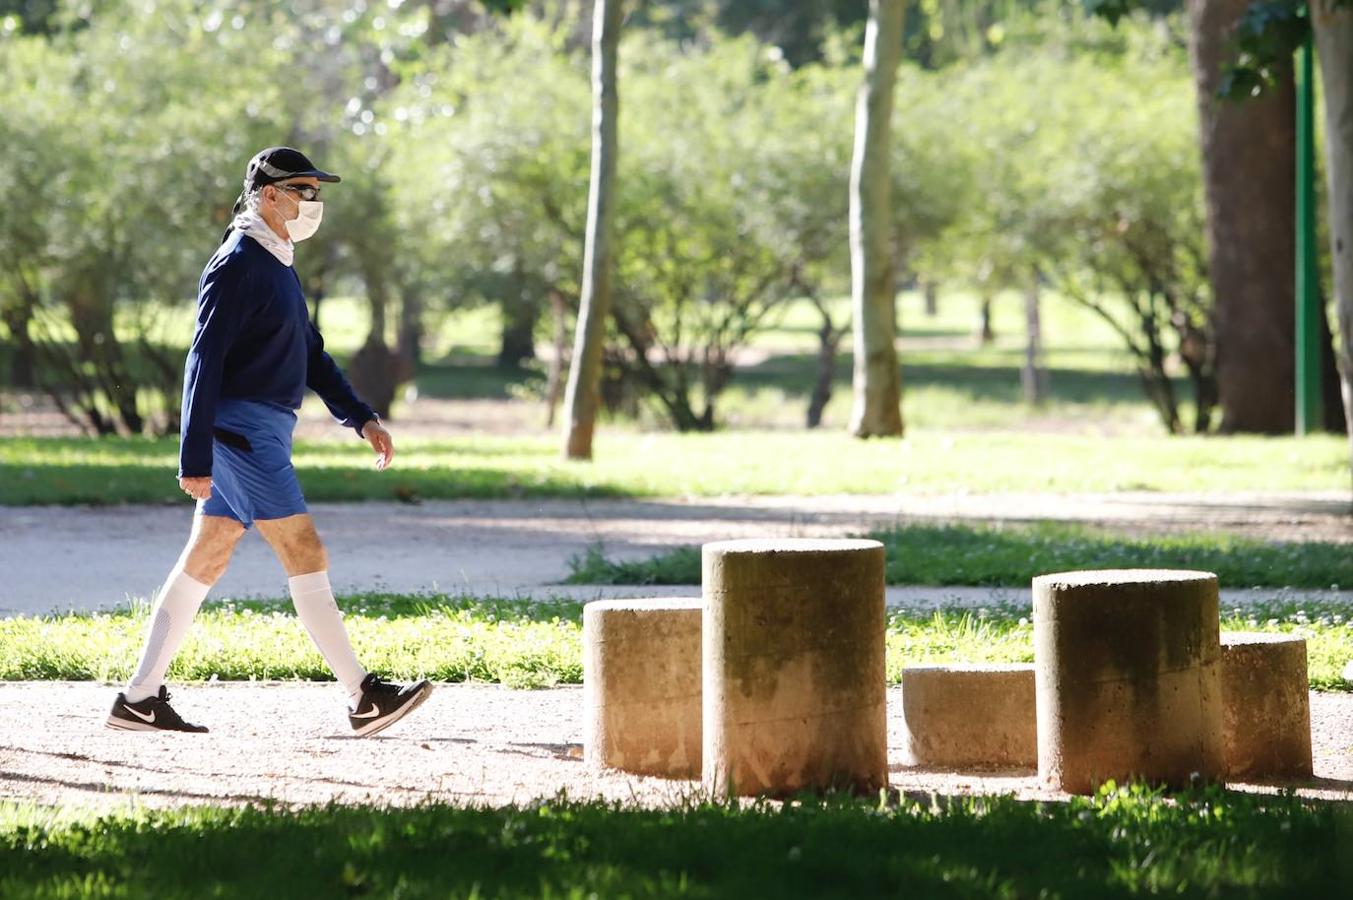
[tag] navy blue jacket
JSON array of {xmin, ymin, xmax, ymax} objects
[{"xmin": 178, "ymin": 232, "xmax": 375, "ymax": 478}]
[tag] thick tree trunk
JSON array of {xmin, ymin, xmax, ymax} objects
[
  {"xmin": 498, "ymin": 294, "xmax": 539, "ymax": 368},
  {"xmin": 1188, "ymin": 0, "xmax": 1297, "ymax": 433},
  {"xmin": 1, "ymin": 300, "xmax": 36, "ymax": 388},
  {"xmin": 351, "ymin": 259, "xmax": 400, "ymax": 419},
  {"xmin": 397, "ymin": 286, "xmax": 423, "ymax": 369},
  {"xmin": 561, "ymin": 0, "xmax": 622, "ymax": 460},
  {"xmin": 1313, "ymin": 5, "xmax": 1353, "ymax": 468},
  {"xmin": 847, "ymin": 0, "xmax": 905, "ymax": 439}
]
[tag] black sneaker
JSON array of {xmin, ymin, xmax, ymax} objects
[
  {"xmin": 349, "ymin": 674, "xmax": 432, "ymax": 737},
  {"xmin": 106, "ymin": 687, "xmax": 208, "ymax": 733}
]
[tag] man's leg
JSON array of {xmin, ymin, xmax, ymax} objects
[
  {"xmin": 125, "ymin": 514, "xmax": 245, "ymax": 702},
  {"xmin": 254, "ymin": 513, "xmax": 367, "ymax": 706}
]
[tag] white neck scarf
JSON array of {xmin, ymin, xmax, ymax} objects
[{"xmin": 231, "ymin": 209, "xmax": 294, "ymax": 267}]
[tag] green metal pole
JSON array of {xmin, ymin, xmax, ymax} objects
[{"xmin": 1295, "ymin": 32, "xmax": 1322, "ymax": 435}]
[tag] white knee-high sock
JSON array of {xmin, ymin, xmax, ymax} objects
[
  {"xmin": 288, "ymin": 571, "xmax": 367, "ymax": 704},
  {"xmin": 126, "ymin": 567, "xmax": 212, "ymax": 703}
]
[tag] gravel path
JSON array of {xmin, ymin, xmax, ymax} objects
[
  {"xmin": 2, "ymin": 492, "xmax": 1349, "ymax": 616},
  {"xmin": 0, "ymin": 683, "xmax": 1348, "ymax": 811}
]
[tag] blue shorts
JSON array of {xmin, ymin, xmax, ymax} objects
[{"xmin": 198, "ymin": 398, "xmax": 308, "ymax": 528}]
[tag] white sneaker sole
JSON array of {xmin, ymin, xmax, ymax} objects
[
  {"xmin": 350, "ymin": 683, "xmax": 433, "ymax": 738},
  {"xmin": 106, "ymin": 716, "xmax": 174, "ymax": 732},
  {"xmin": 104, "ymin": 714, "xmax": 204, "ymax": 730}
]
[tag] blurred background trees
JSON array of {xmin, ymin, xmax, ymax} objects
[{"xmin": 0, "ymin": 0, "xmax": 1347, "ymax": 456}]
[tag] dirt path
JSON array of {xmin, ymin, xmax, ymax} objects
[
  {"xmin": 2, "ymin": 492, "xmax": 1349, "ymax": 616},
  {"xmin": 0, "ymin": 683, "xmax": 1348, "ymax": 811}
]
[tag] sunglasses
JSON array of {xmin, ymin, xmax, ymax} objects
[{"xmin": 274, "ymin": 183, "xmax": 322, "ymax": 202}]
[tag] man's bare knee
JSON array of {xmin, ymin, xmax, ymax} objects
[
  {"xmin": 256, "ymin": 514, "xmax": 328, "ymax": 576},
  {"xmin": 180, "ymin": 515, "xmax": 245, "ymax": 584}
]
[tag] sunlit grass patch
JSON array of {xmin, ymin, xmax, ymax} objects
[{"xmin": 2, "ymin": 593, "xmax": 1348, "ymax": 691}]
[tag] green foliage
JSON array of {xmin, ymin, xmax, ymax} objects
[
  {"xmin": 384, "ymin": 20, "xmax": 590, "ymax": 329},
  {"xmin": 928, "ymin": 30, "xmax": 1214, "ymax": 433},
  {"xmin": 566, "ymin": 521, "xmax": 1353, "ymax": 590},
  {"xmin": 0, "ymin": 3, "xmax": 1271, "ymax": 437},
  {"xmin": 1220, "ymin": 0, "xmax": 1309, "ymax": 100}
]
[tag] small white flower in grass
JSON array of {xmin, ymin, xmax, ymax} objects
[{"xmin": 1017, "ymin": 617, "xmax": 1029, "ymax": 627}]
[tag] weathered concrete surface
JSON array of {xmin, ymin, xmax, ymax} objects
[
  {"xmin": 702, "ymin": 539, "xmax": 887, "ymax": 798},
  {"xmin": 1221, "ymin": 633, "xmax": 1313, "ymax": 779},
  {"xmin": 583, "ymin": 598, "xmax": 702, "ymax": 778},
  {"xmin": 1034, "ymin": 569, "xmax": 1226, "ymax": 794},
  {"xmin": 900, "ymin": 664, "xmax": 1037, "ymax": 769}
]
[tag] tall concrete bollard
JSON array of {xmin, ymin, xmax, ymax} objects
[
  {"xmin": 584, "ymin": 598, "xmax": 703, "ymax": 778},
  {"xmin": 702, "ymin": 538, "xmax": 887, "ymax": 798},
  {"xmin": 1033, "ymin": 569, "xmax": 1225, "ymax": 794},
  {"xmin": 1220, "ymin": 633, "xmax": 1313, "ymax": 780}
]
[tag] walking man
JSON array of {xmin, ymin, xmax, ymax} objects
[{"xmin": 107, "ymin": 147, "xmax": 430, "ymax": 737}]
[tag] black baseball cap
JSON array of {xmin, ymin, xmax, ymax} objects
[
  {"xmin": 231, "ymin": 147, "xmax": 340, "ymax": 218},
  {"xmin": 244, "ymin": 146, "xmax": 341, "ymax": 190}
]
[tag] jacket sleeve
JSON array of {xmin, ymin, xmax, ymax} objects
[
  {"xmin": 178, "ymin": 257, "xmax": 251, "ymax": 478},
  {"xmin": 305, "ymin": 323, "xmax": 377, "ymax": 435}
]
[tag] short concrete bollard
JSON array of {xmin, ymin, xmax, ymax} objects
[
  {"xmin": 1220, "ymin": 633, "xmax": 1313, "ymax": 780},
  {"xmin": 900, "ymin": 664, "xmax": 1037, "ymax": 769},
  {"xmin": 583, "ymin": 598, "xmax": 702, "ymax": 778},
  {"xmin": 1034, "ymin": 569, "xmax": 1226, "ymax": 794},
  {"xmin": 702, "ymin": 538, "xmax": 888, "ymax": 798}
]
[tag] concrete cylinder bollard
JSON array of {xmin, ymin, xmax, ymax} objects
[
  {"xmin": 702, "ymin": 538, "xmax": 888, "ymax": 798},
  {"xmin": 584, "ymin": 598, "xmax": 702, "ymax": 778},
  {"xmin": 900, "ymin": 664, "xmax": 1037, "ymax": 769},
  {"xmin": 1033, "ymin": 569, "xmax": 1225, "ymax": 794},
  {"xmin": 1220, "ymin": 633, "xmax": 1313, "ymax": 780}
]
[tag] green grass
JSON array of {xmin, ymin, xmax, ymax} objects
[
  {"xmin": 2, "ymin": 429, "xmax": 1348, "ymax": 506},
  {"xmin": 2, "ymin": 785, "xmax": 1350, "ymax": 899},
  {"xmin": 566, "ymin": 522, "xmax": 1353, "ymax": 590},
  {"xmin": 3, "ymin": 593, "xmax": 1350, "ymax": 691}
]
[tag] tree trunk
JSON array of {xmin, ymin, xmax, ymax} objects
[
  {"xmin": 923, "ymin": 279, "xmax": 938, "ymax": 317},
  {"xmin": 351, "ymin": 258, "xmax": 399, "ymax": 419},
  {"xmin": 498, "ymin": 293, "xmax": 539, "ymax": 368},
  {"xmin": 847, "ymin": 0, "xmax": 905, "ymax": 439},
  {"xmin": 807, "ymin": 301, "xmax": 844, "ymax": 428},
  {"xmin": 976, "ymin": 291, "xmax": 995, "ymax": 345},
  {"xmin": 1319, "ymin": 294, "xmax": 1348, "ymax": 433},
  {"xmin": 1, "ymin": 299, "xmax": 36, "ymax": 388},
  {"xmin": 1313, "ymin": 5, "xmax": 1353, "ymax": 469},
  {"xmin": 1188, "ymin": 0, "xmax": 1297, "ymax": 433},
  {"xmin": 398, "ymin": 284, "xmax": 423, "ymax": 368},
  {"xmin": 544, "ymin": 290, "xmax": 569, "ymax": 428},
  {"xmin": 1021, "ymin": 277, "xmax": 1047, "ymax": 405},
  {"xmin": 561, "ymin": 0, "xmax": 622, "ymax": 460}
]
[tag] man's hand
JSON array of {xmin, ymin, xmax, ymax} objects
[
  {"xmin": 362, "ymin": 419, "xmax": 395, "ymax": 471},
  {"xmin": 179, "ymin": 476, "xmax": 212, "ymax": 500}
]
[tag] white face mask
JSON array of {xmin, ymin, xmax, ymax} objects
[{"xmin": 284, "ymin": 199, "xmax": 324, "ymax": 242}]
